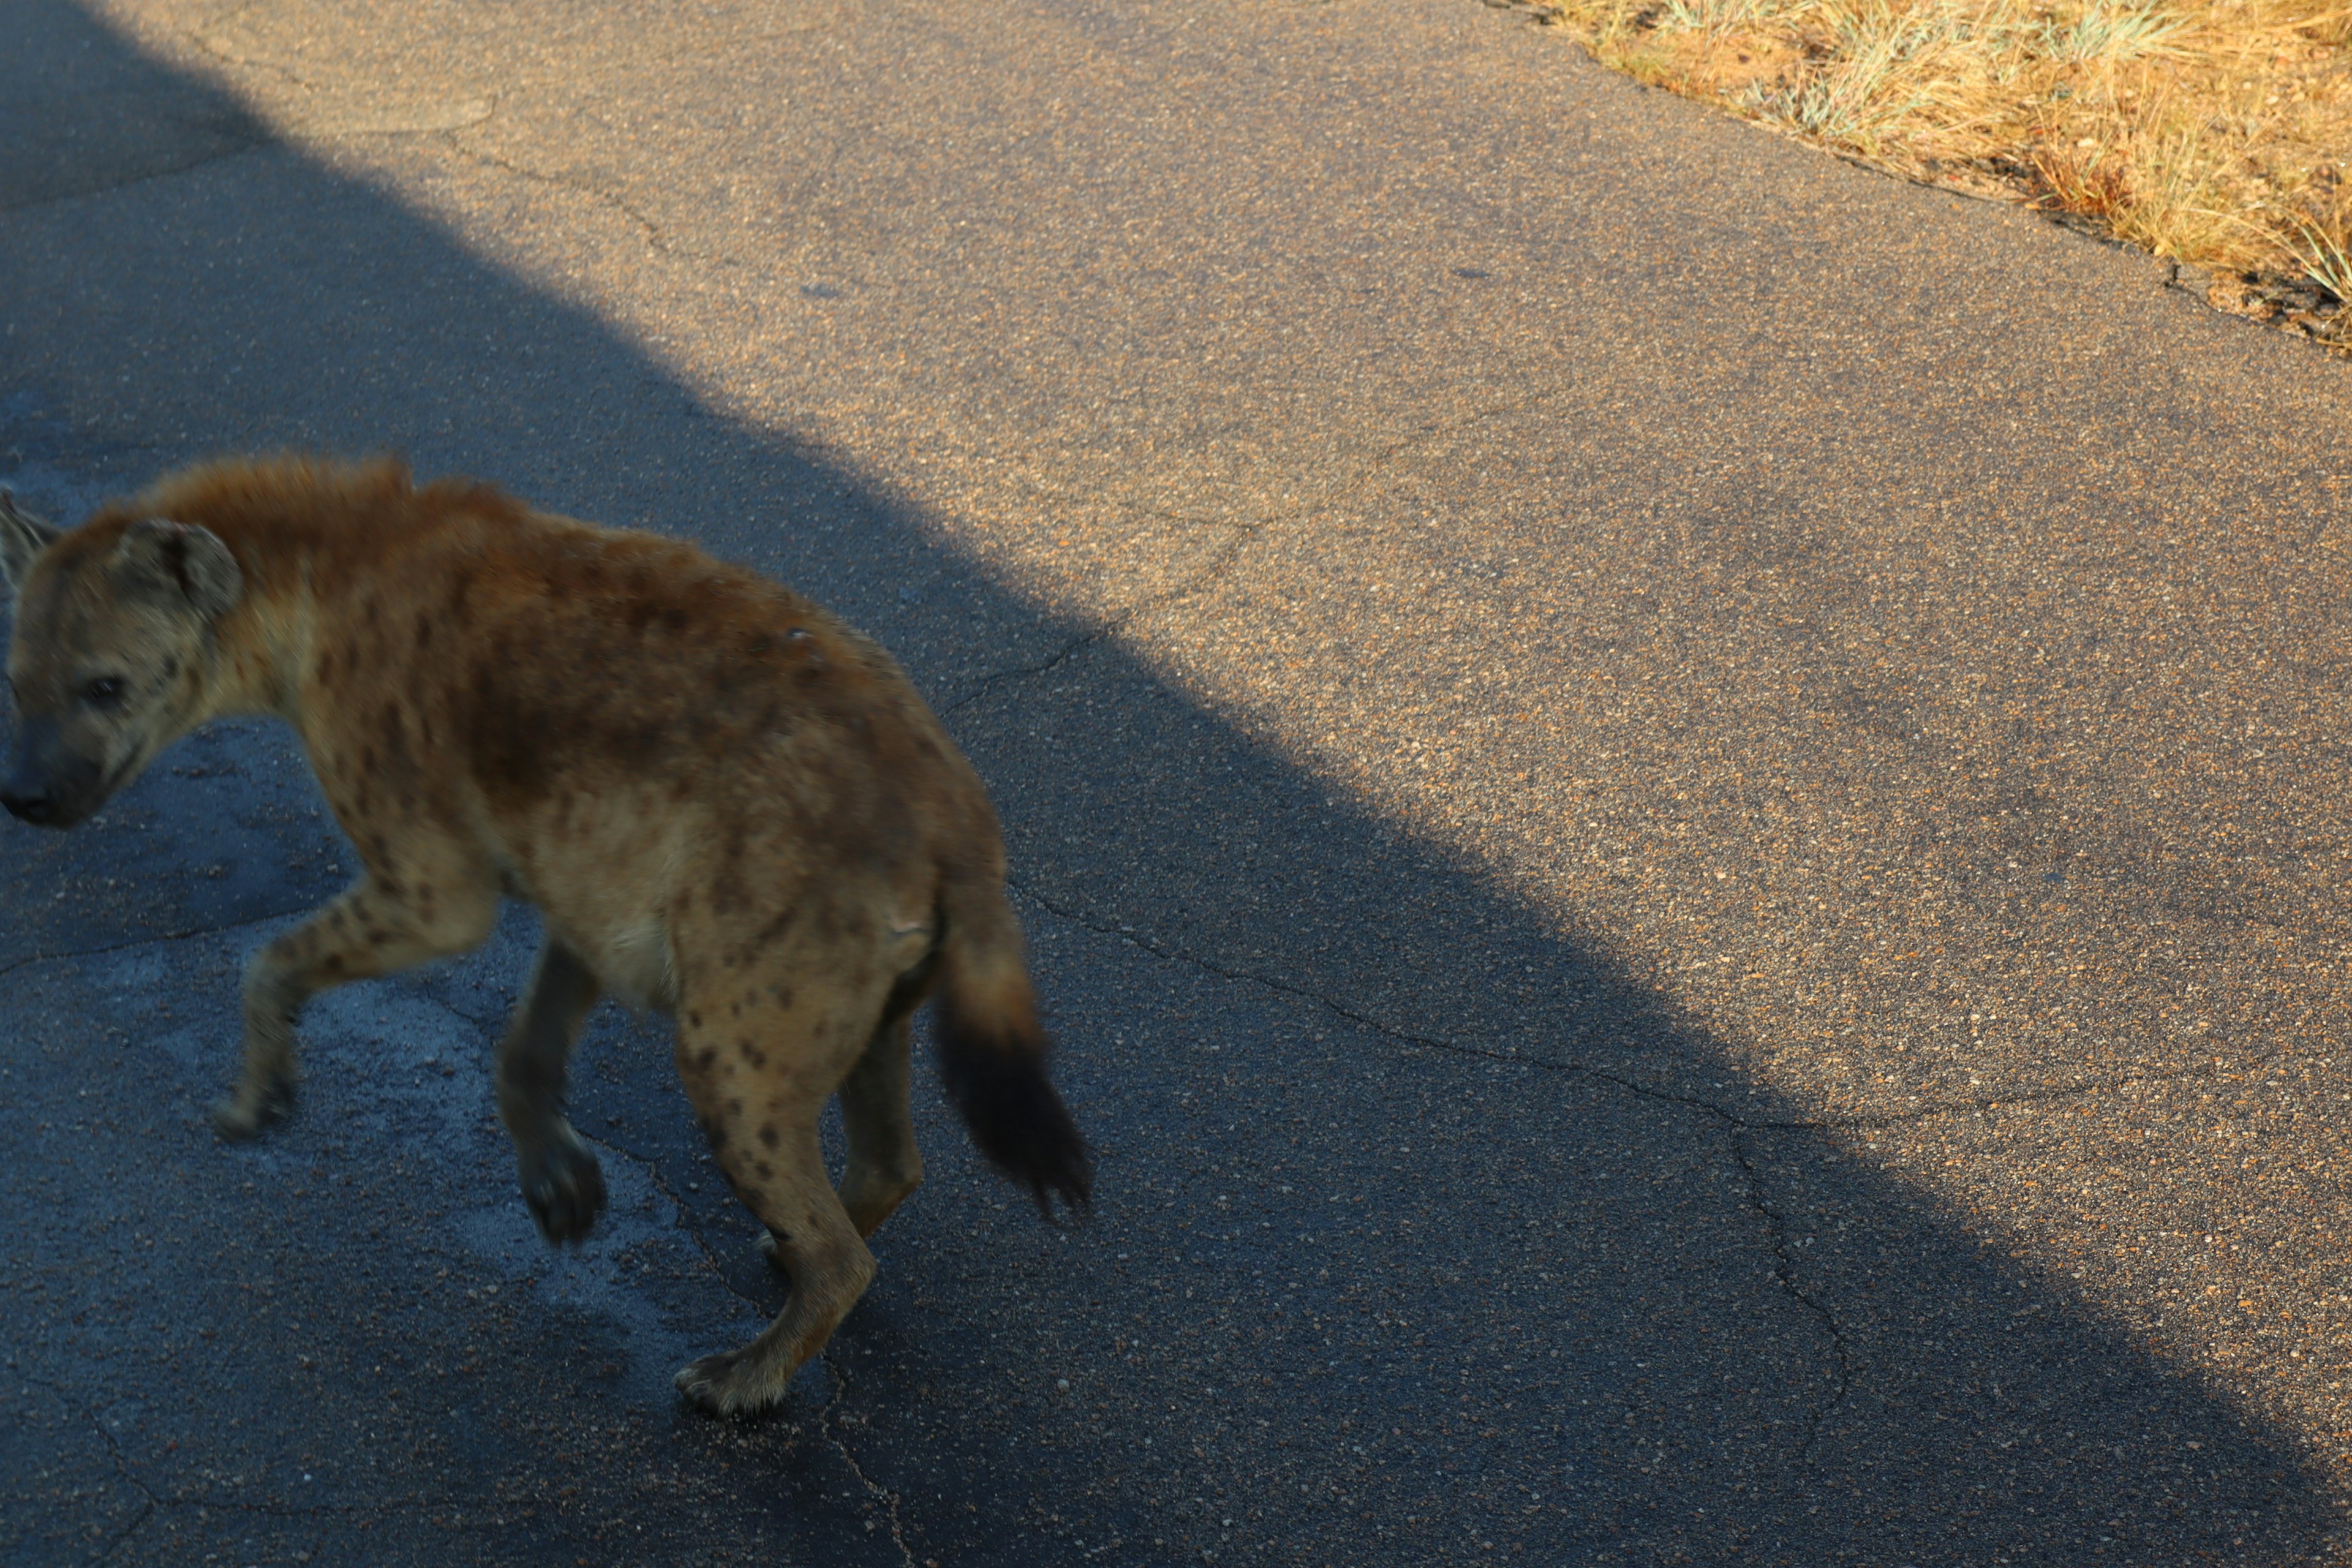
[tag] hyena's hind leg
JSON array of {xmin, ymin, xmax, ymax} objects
[
  {"xmin": 673, "ymin": 977, "xmax": 883, "ymax": 1416},
  {"xmin": 835, "ymin": 968, "xmax": 931, "ymax": 1237},
  {"xmin": 216, "ymin": 869, "xmax": 498, "ymax": 1139},
  {"xmin": 760, "ymin": 964, "xmax": 931, "ymax": 1264},
  {"xmin": 496, "ymin": 936, "xmax": 608, "ymax": 1244}
]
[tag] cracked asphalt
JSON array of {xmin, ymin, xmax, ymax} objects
[{"xmin": 6, "ymin": 0, "xmax": 2352, "ymax": 1562}]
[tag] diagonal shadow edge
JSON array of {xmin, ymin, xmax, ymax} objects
[{"xmin": 0, "ymin": 2, "xmax": 2337, "ymax": 1562}]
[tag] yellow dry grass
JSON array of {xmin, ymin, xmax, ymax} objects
[{"xmin": 1537, "ymin": 0, "xmax": 2352, "ymax": 339}]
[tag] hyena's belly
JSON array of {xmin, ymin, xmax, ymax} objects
[
  {"xmin": 510, "ymin": 797, "xmax": 690, "ymax": 1011},
  {"xmin": 577, "ymin": 914, "xmax": 677, "ymax": 1012}
]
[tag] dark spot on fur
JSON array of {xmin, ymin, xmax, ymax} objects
[
  {"xmin": 688, "ymin": 1009, "xmax": 703, "ymax": 1027},
  {"xmin": 415, "ymin": 611, "xmax": 434, "ymax": 649},
  {"xmin": 696, "ymin": 1047, "xmax": 718, "ymax": 1071},
  {"xmin": 758, "ymin": 1124, "xmax": 778, "ymax": 1148},
  {"xmin": 748, "ymin": 905, "xmax": 796, "ymax": 951},
  {"xmin": 726, "ymin": 1098, "xmax": 742, "ymax": 1116},
  {"xmin": 755, "ymin": 1160, "xmax": 773, "ymax": 1179},
  {"xmin": 464, "ymin": 662, "xmax": 554, "ymax": 801}
]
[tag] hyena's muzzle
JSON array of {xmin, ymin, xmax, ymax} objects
[{"xmin": 1, "ymin": 714, "xmax": 110, "ymax": 829}]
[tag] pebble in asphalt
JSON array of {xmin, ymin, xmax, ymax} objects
[{"xmin": 4, "ymin": 0, "xmax": 2352, "ymax": 1564}]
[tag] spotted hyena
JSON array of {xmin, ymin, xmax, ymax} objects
[{"xmin": 0, "ymin": 456, "xmax": 1090, "ymax": 1414}]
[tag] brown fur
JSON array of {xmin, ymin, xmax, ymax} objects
[{"xmin": 0, "ymin": 457, "xmax": 1090, "ymax": 1415}]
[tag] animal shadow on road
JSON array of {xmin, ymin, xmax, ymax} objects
[{"xmin": 0, "ymin": 2, "xmax": 2332, "ymax": 1563}]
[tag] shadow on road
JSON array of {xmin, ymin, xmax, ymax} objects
[{"xmin": 0, "ymin": 4, "xmax": 2332, "ymax": 1563}]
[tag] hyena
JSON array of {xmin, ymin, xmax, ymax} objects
[{"xmin": 0, "ymin": 456, "xmax": 1090, "ymax": 1414}]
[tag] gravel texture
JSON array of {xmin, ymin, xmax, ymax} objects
[{"xmin": 4, "ymin": 0, "xmax": 2351, "ymax": 1562}]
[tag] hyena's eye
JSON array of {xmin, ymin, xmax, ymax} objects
[{"xmin": 80, "ymin": 677, "xmax": 128, "ymax": 710}]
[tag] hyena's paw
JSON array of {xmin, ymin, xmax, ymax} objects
[
  {"xmin": 210, "ymin": 1073, "xmax": 295, "ymax": 1142},
  {"xmin": 674, "ymin": 1348, "xmax": 789, "ymax": 1417},
  {"xmin": 519, "ymin": 1130, "xmax": 606, "ymax": 1245}
]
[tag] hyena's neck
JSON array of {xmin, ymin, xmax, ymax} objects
[{"xmin": 195, "ymin": 527, "xmax": 367, "ymax": 727}]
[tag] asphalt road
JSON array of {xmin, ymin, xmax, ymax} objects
[{"xmin": 4, "ymin": 0, "xmax": 2352, "ymax": 1562}]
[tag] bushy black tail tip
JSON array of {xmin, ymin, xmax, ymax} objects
[{"xmin": 938, "ymin": 1044, "xmax": 1093, "ymax": 1221}]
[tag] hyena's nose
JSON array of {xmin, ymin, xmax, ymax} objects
[{"xmin": 2, "ymin": 783, "xmax": 56, "ymax": 823}]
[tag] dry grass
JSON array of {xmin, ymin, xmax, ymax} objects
[{"xmin": 1536, "ymin": 0, "xmax": 2352, "ymax": 341}]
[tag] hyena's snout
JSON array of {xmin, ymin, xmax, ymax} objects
[{"xmin": 2, "ymin": 717, "xmax": 105, "ymax": 827}]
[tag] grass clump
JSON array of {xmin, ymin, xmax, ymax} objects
[{"xmin": 1541, "ymin": 0, "xmax": 2352, "ymax": 342}]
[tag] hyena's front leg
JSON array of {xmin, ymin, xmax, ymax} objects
[
  {"xmin": 496, "ymin": 937, "xmax": 607, "ymax": 1244},
  {"xmin": 214, "ymin": 872, "xmax": 497, "ymax": 1139}
]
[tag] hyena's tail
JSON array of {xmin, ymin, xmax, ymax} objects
[{"xmin": 932, "ymin": 875, "xmax": 1093, "ymax": 1218}]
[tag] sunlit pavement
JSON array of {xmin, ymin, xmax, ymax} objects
[{"xmin": 6, "ymin": 1, "xmax": 2352, "ymax": 1562}]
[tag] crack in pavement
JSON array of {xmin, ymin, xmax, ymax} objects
[
  {"xmin": 179, "ymin": 8, "xmax": 315, "ymax": 94},
  {"xmin": 1006, "ymin": 876, "xmax": 1856, "ymax": 1455},
  {"xmin": 89, "ymin": 1501, "xmax": 154, "ymax": 1568},
  {"xmin": 439, "ymin": 134, "xmax": 695, "ymax": 260},
  {"xmin": 1007, "ymin": 875, "xmax": 2282, "ymax": 1133},
  {"xmin": 0, "ymin": 903, "xmax": 316, "ymax": 985},
  {"xmin": 578, "ymin": 1126, "xmax": 929, "ymax": 1565},
  {"xmin": 940, "ymin": 519, "xmax": 1260, "ymax": 719},
  {"xmin": 935, "ymin": 398, "xmax": 1537, "ymax": 722},
  {"xmin": 1727, "ymin": 1129, "xmax": 1853, "ymax": 1468},
  {"xmin": 10, "ymin": 1370, "xmax": 395, "ymax": 1568},
  {"xmin": 1004, "ymin": 878, "xmax": 2297, "ymax": 1474},
  {"xmin": 0, "ymin": 141, "xmax": 270, "ymax": 217},
  {"xmin": 818, "ymin": 1352, "xmax": 918, "ymax": 1568}
]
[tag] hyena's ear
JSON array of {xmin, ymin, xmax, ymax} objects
[
  {"xmin": 0, "ymin": 489, "xmax": 64, "ymax": 593},
  {"xmin": 110, "ymin": 518, "xmax": 243, "ymax": 620}
]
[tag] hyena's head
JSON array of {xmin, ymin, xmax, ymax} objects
[{"xmin": 0, "ymin": 491, "xmax": 243, "ymax": 828}]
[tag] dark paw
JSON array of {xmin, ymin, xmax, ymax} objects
[
  {"xmin": 520, "ymin": 1131, "xmax": 606, "ymax": 1245},
  {"xmin": 211, "ymin": 1075, "xmax": 295, "ymax": 1142}
]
